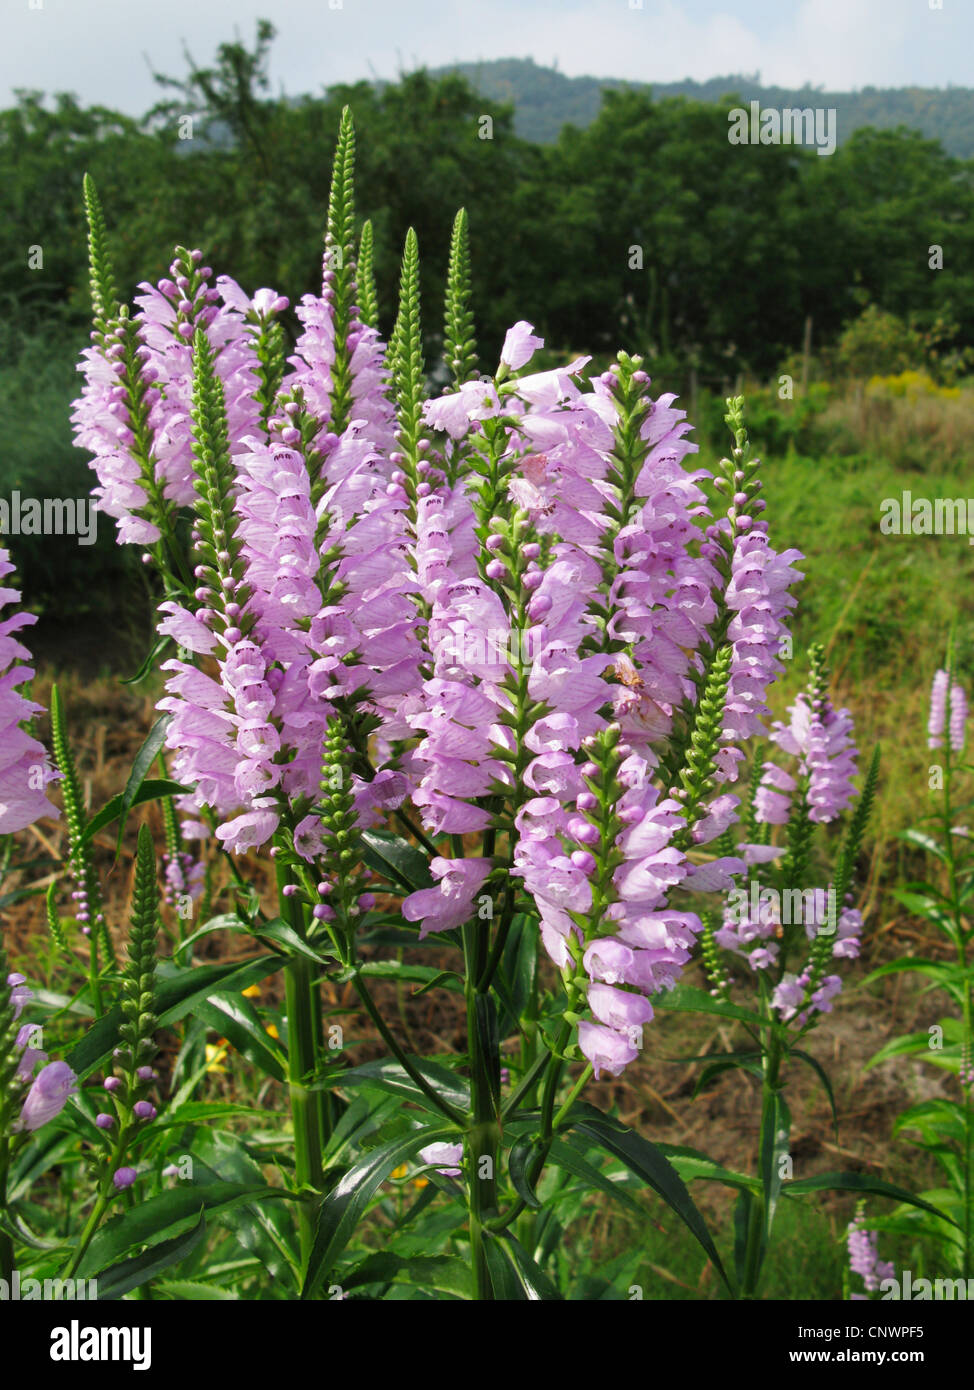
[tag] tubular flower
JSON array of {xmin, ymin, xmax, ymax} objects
[
  {"xmin": 757, "ymin": 691, "xmax": 859, "ymax": 826},
  {"xmin": 928, "ymin": 668, "xmax": 949, "ymax": 748},
  {"xmin": 0, "ymin": 547, "xmax": 61, "ymax": 834},
  {"xmin": 16, "ymin": 1060, "xmax": 79, "ymax": 1132}
]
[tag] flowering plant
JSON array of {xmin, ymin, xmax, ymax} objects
[
  {"xmin": 0, "ymin": 111, "xmax": 948, "ymax": 1302},
  {"xmin": 857, "ymin": 657, "xmax": 974, "ymax": 1280}
]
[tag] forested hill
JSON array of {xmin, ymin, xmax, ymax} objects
[{"xmin": 431, "ymin": 57, "xmax": 974, "ymax": 156}]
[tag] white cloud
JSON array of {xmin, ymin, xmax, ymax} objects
[{"xmin": 0, "ymin": 0, "xmax": 970, "ymax": 115}]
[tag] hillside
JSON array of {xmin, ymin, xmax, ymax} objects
[{"xmin": 431, "ymin": 57, "xmax": 974, "ymax": 156}]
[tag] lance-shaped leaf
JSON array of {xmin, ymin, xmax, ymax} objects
[
  {"xmin": 301, "ymin": 1125, "xmax": 458, "ymax": 1298},
  {"xmin": 560, "ymin": 1101, "xmax": 730, "ymax": 1290}
]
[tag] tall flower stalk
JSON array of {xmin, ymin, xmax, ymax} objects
[{"xmin": 862, "ymin": 655, "xmax": 973, "ymax": 1278}]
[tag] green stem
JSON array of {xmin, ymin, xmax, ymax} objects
[
  {"xmin": 0, "ymin": 1137, "xmax": 13, "ymax": 1283},
  {"xmin": 463, "ymin": 917, "xmax": 500, "ymax": 1301},
  {"xmin": 742, "ymin": 1028, "xmax": 784, "ymax": 1298},
  {"xmin": 65, "ymin": 1189, "xmax": 113, "ymax": 1279},
  {"xmin": 351, "ymin": 970, "xmax": 465, "ymax": 1127},
  {"xmin": 277, "ymin": 855, "xmax": 324, "ymax": 1271},
  {"xmin": 503, "ymin": 1047, "xmax": 552, "ymax": 1119},
  {"xmin": 552, "ymin": 1064, "xmax": 593, "ymax": 1129},
  {"xmin": 284, "ymin": 957, "xmax": 323, "ymax": 1268},
  {"xmin": 64, "ymin": 1124, "xmax": 134, "ymax": 1279}
]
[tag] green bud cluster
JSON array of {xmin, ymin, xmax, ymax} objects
[
  {"xmin": 582, "ymin": 353, "xmax": 655, "ymax": 658},
  {"xmin": 443, "ymin": 207, "xmax": 478, "ymax": 391},
  {"xmin": 50, "ymin": 685, "xmax": 114, "ymax": 970},
  {"xmin": 357, "ymin": 220, "xmax": 379, "ymax": 331},
  {"xmin": 83, "ymin": 178, "xmax": 178, "ymax": 555},
  {"xmin": 710, "ymin": 396, "xmax": 765, "ymax": 546},
  {"xmin": 189, "ymin": 327, "xmax": 255, "ymax": 644},
  {"xmin": 699, "ymin": 913, "xmax": 732, "ymax": 1000},
  {"xmin": 116, "ymin": 825, "xmax": 161, "ymax": 1077},
  {"xmin": 671, "ymin": 644, "xmax": 733, "ymax": 847},
  {"xmin": 324, "ymin": 107, "xmax": 360, "ymax": 438}
]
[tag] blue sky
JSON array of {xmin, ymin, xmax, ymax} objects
[{"xmin": 3, "ymin": 0, "xmax": 971, "ymax": 115}]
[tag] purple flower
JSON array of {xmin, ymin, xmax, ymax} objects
[
  {"xmin": 7, "ymin": 973, "xmax": 32, "ymax": 1020},
  {"xmin": 758, "ymin": 691, "xmax": 858, "ymax": 825},
  {"xmin": 113, "ymin": 1167, "xmax": 139, "ymax": 1190},
  {"xmin": 418, "ymin": 1141, "xmax": 463, "ymax": 1177},
  {"xmin": 17, "ymin": 1061, "xmax": 78, "ymax": 1132},
  {"xmin": 14, "ymin": 1022, "xmax": 48, "ymax": 1080},
  {"xmin": 402, "ymin": 858, "xmax": 494, "ymax": 939},
  {"xmin": 718, "ymin": 530, "xmax": 803, "ymax": 777},
  {"xmin": 577, "ymin": 1021, "xmax": 639, "ymax": 1079},
  {"xmin": 0, "ymin": 549, "xmax": 61, "ymax": 834},
  {"xmin": 96, "ymin": 1113, "xmax": 115, "ymax": 1129},
  {"xmin": 950, "ymin": 683, "xmax": 968, "ymax": 753},
  {"xmin": 928, "ymin": 669, "xmax": 949, "ymax": 748},
  {"xmin": 500, "ymin": 321, "xmax": 544, "ymax": 372},
  {"xmin": 587, "ymin": 982, "xmax": 654, "ymax": 1033},
  {"xmin": 847, "ymin": 1218, "xmax": 895, "ymax": 1293},
  {"xmin": 133, "ymin": 1101, "xmax": 157, "ymax": 1120}
]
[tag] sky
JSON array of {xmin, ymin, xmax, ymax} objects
[{"xmin": 2, "ymin": 0, "xmax": 971, "ymax": 115}]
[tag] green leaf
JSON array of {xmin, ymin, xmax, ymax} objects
[
  {"xmin": 341, "ymin": 959, "xmax": 462, "ymax": 992},
  {"xmin": 317, "ymin": 1058, "xmax": 470, "ymax": 1115},
  {"xmin": 359, "ymin": 829, "xmax": 432, "ymax": 892},
  {"xmin": 651, "ymin": 983, "xmax": 766, "ymax": 1028},
  {"xmin": 790, "ymin": 1049, "xmax": 839, "ymax": 1139},
  {"xmin": 863, "ymin": 1018, "xmax": 963, "ymax": 1072},
  {"xmin": 733, "ymin": 1188, "xmax": 757, "ymax": 1292},
  {"xmin": 80, "ymin": 780, "xmax": 188, "ymax": 846},
  {"xmin": 693, "ymin": 1056, "xmax": 764, "ymax": 1095},
  {"xmin": 152, "ymin": 1101, "xmax": 273, "ymax": 1131},
  {"xmin": 893, "ymin": 1098, "xmax": 968, "ymax": 1144},
  {"xmin": 508, "ymin": 1137, "xmax": 542, "ymax": 1210},
  {"xmin": 546, "ymin": 1138, "xmax": 648, "ymax": 1217},
  {"xmin": 120, "ymin": 633, "xmax": 172, "ymax": 686},
  {"xmin": 193, "ymin": 995, "xmax": 287, "ymax": 1082},
  {"xmin": 95, "ymin": 1209, "xmax": 207, "ymax": 1300},
  {"xmin": 155, "ymin": 1279, "xmax": 238, "ymax": 1300},
  {"xmin": 862, "ymin": 957, "xmax": 968, "ymax": 1002},
  {"xmin": 654, "ymin": 1143, "xmax": 761, "ymax": 1195},
  {"xmin": 562, "ymin": 1101, "xmax": 729, "ymax": 1289},
  {"xmin": 255, "ymin": 917, "xmax": 337, "ymax": 965},
  {"xmin": 898, "ymin": 829, "xmax": 948, "ymax": 863},
  {"xmin": 781, "ymin": 1171, "xmax": 960, "ymax": 1226},
  {"xmin": 65, "ymin": 955, "xmax": 284, "ymax": 1080},
  {"xmin": 491, "ymin": 1231, "xmax": 560, "ymax": 1300},
  {"xmin": 114, "ymin": 715, "xmax": 172, "ymax": 858},
  {"xmin": 8, "ymin": 1129, "xmax": 81, "ymax": 1202},
  {"xmin": 79, "ymin": 1182, "xmax": 291, "ymax": 1277},
  {"xmin": 483, "ymin": 1236, "xmax": 527, "ymax": 1301},
  {"xmin": 302, "ymin": 1125, "xmax": 457, "ymax": 1298},
  {"xmin": 411, "ymin": 969, "xmax": 464, "ymax": 998},
  {"xmin": 341, "ymin": 1251, "xmax": 472, "ymax": 1299}
]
